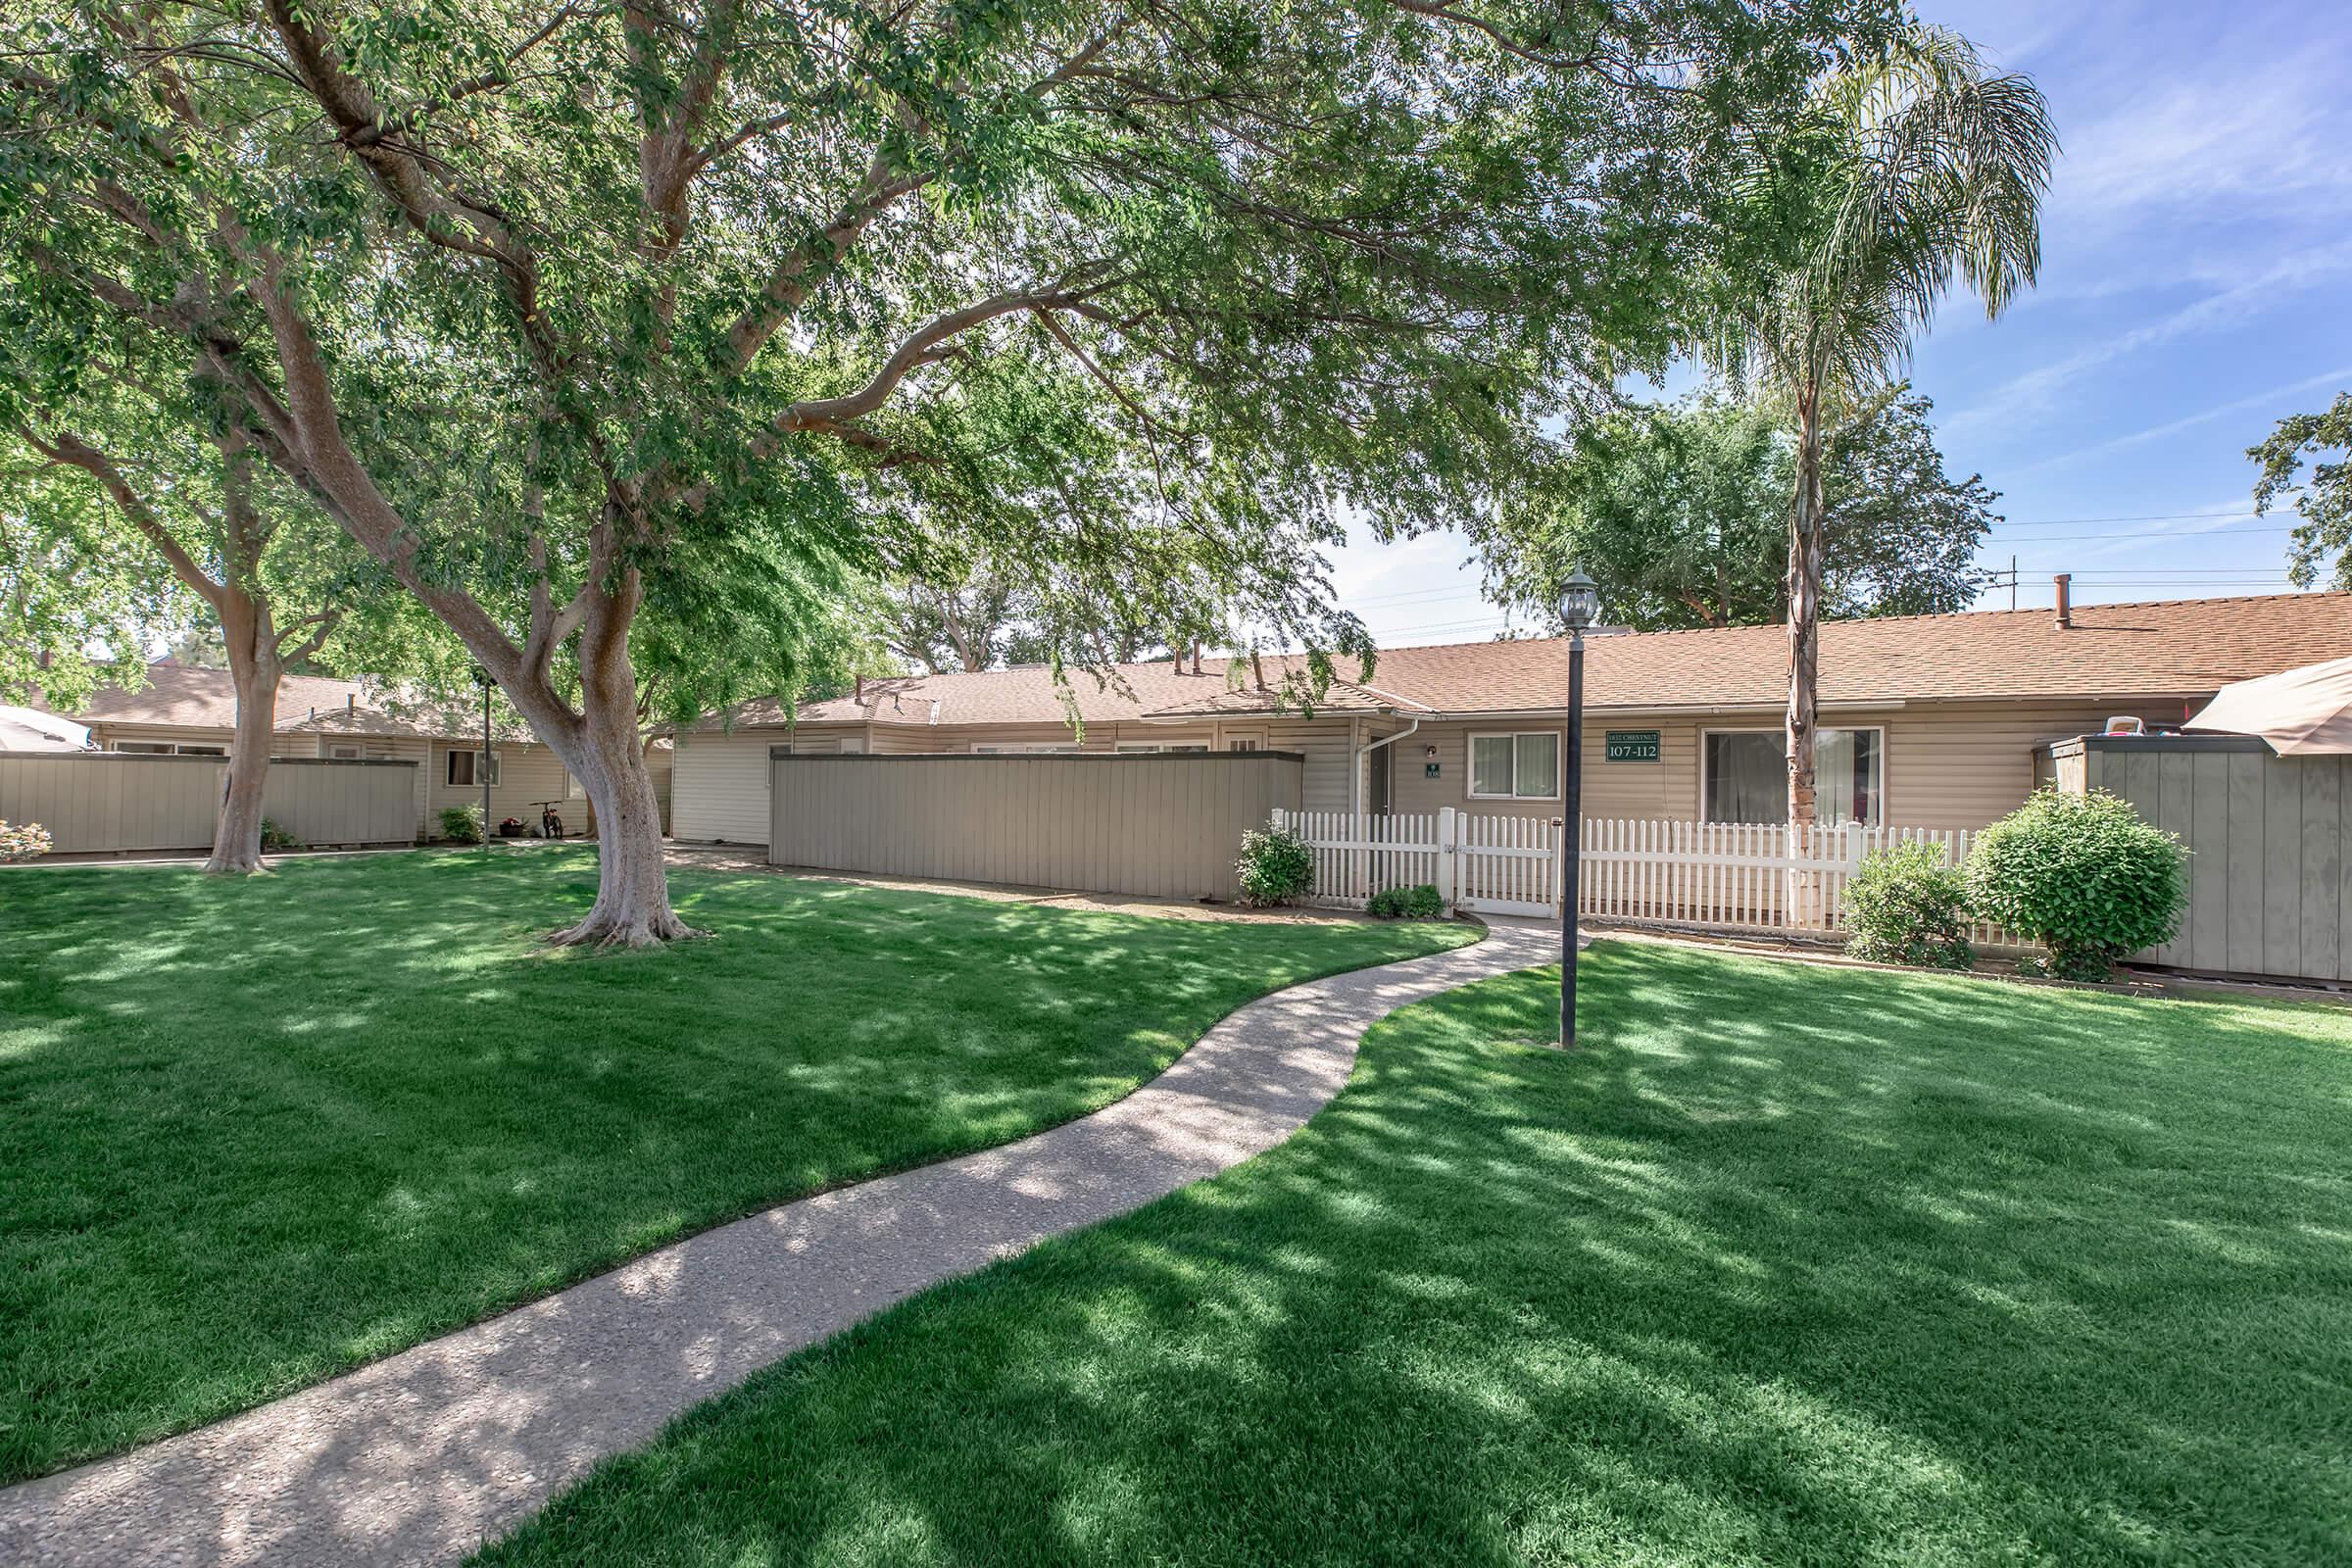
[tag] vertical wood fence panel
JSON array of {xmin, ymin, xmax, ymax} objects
[
  {"xmin": 767, "ymin": 752, "xmax": 1305, "ymax": 902},
  {"xmin": 0, "ymin": 753, "xmax": 416, "ymax": 855},
  {"xmin": 2058, "ymin": 733, "xmax": 2352, "ymax": 983}
]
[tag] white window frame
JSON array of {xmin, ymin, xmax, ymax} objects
[
  {"xmin": 1116, "ymin": 742, "xmax": 1211, "ymax": 754},
  {"xmin": 1699, "ymin": 725, "xmax": 1886, "ymax": 827},
  {"xmin": 328, "ymin": 744, "xmax": 363, "ymax": 760},
  {"xmin": 971, "ymin": 743, "xmax": 1084, "ymax": 755},
  {"xmin": 446, "ymin": 748, "xmax": 502, "ymax": 788},
  {"xmin": 1466, "ymin": 730, "xmax": 1563, "ymax": 802}
]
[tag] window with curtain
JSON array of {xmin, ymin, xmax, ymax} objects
[
  {"xmin": 1469, "ymin": 732, "xmax": 1561, "ymax": 800},
  {"xmin": 1704, "ymin": 730, "xmax": 1882, "ymax": 825},
  {"xmin": 446, "ymin": 749, "xmax": 501, "ymax": 787}
]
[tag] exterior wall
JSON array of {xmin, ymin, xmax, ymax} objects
[
  {"xmin": 672, "ymin": 729, "xmax": 785, "ymax": 843},
  {"xmin": 424, "ymin": 740, "xmax": 578, "ymax": 836},
  {"xmin": 1384, "ymin": 700, "xmax": 2193, "ymax": 832},
  {"xmin": 2065, "ymin": 734, "xmax": 2352, "ymax": 983},
  {"xmin": 767, "ymin": 752, "xmax": 1305, "ymax": 900},
  {"xmin": 89, "ymin": 721, "xmax": 236, "ymax": 755}
]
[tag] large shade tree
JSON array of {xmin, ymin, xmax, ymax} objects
[
  {"xmin": 1, "ymin": 0, "xmax": 1889, "ymax": 943},
  {"xmin": 5, "ymin": 368, "xmax": 402, "ymax": 872},
  {"xmin": 1474, "ymin": 385, "xmax": 1996, "ymax": 631},
  {"xmin": 1703, "ymin": 25, "xmax": 2052, "ymax": 845},
  {"xmin": 2252, "ymin": 392, "xmax": 2352, "ymax": 588}
]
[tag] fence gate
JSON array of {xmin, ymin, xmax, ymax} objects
[{"xmin": 1270, "ymin": 807, "xmax": 1561, "ymax": 917}]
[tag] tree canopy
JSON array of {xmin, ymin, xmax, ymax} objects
[
  {"xmin": 2252, "ymin": 392, "xmax": 2352, "ymax": 590},
  {"xmin": 0, "ymin": 0, "xmax": 1898, "ymax": 938},
  {"xmin": 1471, "ymin": 386, "xmax": 1996, "ymax": 631}
]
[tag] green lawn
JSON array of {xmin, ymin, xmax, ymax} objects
[
  {"xmin": 0, "ymin": 848, "xmax": 1471, "ymax": 1483},
  {"xmin": 478, "ymin": 943, "xmax": 2352, "ymax": 1568}
]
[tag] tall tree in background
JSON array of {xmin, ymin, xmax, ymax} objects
[
  {"xmin": 0, "ymin": 462, "xmax": 188, "ymax": 712},
  {"xmin": 1473, "ymin": 386, "xmax": 1994, "ymax": 630},
  {"xmin": 1705, "ymin": 25, "xmax": 2052, "ymax": 857},
  {"xmin": 2251, "ymin": 393, "xmax": 2352, "ymax": 588},
  {"xmin": 2, "ymin": 0, "xmax": 1888, "ymax": 943},
  {"xmin": 7, "ymin": 380, "xmax": 391, "ymax": 873}
]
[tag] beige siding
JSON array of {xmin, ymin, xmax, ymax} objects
[
  {"xmin": 768, "ymin": 752, "xmax": 1303, "ymax": 900},
  {"xmin": 672, "ymin": 730, "xmax": 781, "ymax": 843},
  {"xmin": 1384, "ymin": 701, "xmax": 2188, "ymax": 832},
  {"xmin": 423, "ymin": 740, "xmax": 578, "ymax": 837}
]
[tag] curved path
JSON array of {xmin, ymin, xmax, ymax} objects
[{"xmin": 0, "ymin": 919, "xmax": 1559, "ymax": 1567}]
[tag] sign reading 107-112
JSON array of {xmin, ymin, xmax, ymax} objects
[{"xmin": 1605, "ymin": 729, "xmax": 1661, "ymax": 763}]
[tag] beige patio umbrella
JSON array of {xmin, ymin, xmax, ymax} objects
[{"xmin": 2184, "ymin": 656, "xmax": 2352, "ymax": 755}]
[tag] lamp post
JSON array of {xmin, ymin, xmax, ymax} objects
[
  {"xmin": 473, "ymin": 667, "xmax": 492, "ymax": 857},
  {"xmin": 1557, "ymin": 571, "xmax": 1599, "ymax": 1048}
]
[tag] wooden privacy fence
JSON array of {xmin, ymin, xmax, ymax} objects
[
  {"xmin": 1269, "ymin": 807, "xmax": 1561, "ymax": 918},
  {"xmin": 2053, "ymin": 733, "xmax": 2352, "ymax": 982},
  {"xmin": 0, "ymin": 753, "xmax": 417, "ymax": 855},
  {"xmin": 767, "ymin": 750, "xmax": 1304, "ymax": 902}
]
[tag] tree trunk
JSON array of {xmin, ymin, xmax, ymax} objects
[
  {"xmin": 534, "ymin": 577, "xmax": 701, "ymax": 947},
  {"xmin": 205, "ymin": 595, "xmax": 281, "ymax": 876},
  {"xmin": 1786, "ymin": 388, "xmax": 1826, "ymax": 927}
]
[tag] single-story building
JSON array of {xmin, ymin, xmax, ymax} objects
[
  {"xmin": 46, "ymin": 662, "xmax": 672, "ymax": 838},
  {"xmin": 675, "ymin": 588, "xmax": 2352, "ymax": 846}
]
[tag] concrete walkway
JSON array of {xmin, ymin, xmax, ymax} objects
[{"xmin": 0, "ymin": 920, "xmax": 1560, "ymax": 1567}]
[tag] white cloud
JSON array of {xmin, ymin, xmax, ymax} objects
[
  {"xmin": 2007, "ymin": 364, "xmax": 2352, "ymax": 479},
  {"xmin": 1940, "ymin": 241, "xmax": 2352, "ymax": 437}
]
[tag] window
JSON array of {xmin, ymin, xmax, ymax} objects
[
  {"xmin": 1225, "ymin": 739, "xmax": 1261, "ymax": 753},
  {"xmin": 1116, "ymin": 743, "xmax": 1210, "ymax": 754},
  {"xmin": 446, "ymin": 748, "xmax": 501, "ymax": 787},
  {"xmin": 1703, "ymin": 728, "xmax": 1882, "ymax": 826},
  {"xmin": 115, "ymin": 741, "xmax": 173, "ymax": 755},
  {"xmin": 175, "ymin": 745, "xmax": 225, "ymax": 757},
  {"xmin": 565, "ymin": 770, "xmax": 585, "ymax": 800},
  {"xmin": 1468, "ymin": 731, "xmax": 1561, "ymax": 801},
  {"xmin": 839, "ymin": 738, "xmax": 865, "ymax": 754},
  {"xmin": 328, "ymin": 744, "xmax": 363, "ymax": 760},
  {"xmin": 972, "ymin": 744, "xmax": 1082, "ymax": 754}
]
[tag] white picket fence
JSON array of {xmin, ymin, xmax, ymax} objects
[
  {"xmin": 1269, "ymin": 807, "xmax": 1560, "ymax": 917},
  {"xmin": 1577, "ymin": 818, "xmax": 2027, "ymax": 946},
  {"xmin": 1270, "ymin": 809, "xmax": 2028, "ymax": 946}
]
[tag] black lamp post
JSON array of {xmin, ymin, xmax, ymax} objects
[
  {"xmin": 1557, "ymin": 570, "xmax": 1599, "ymax": 1048},
  {"xmin": 472, "ymin": 667, "xmax": 492, "ymax": 856}
]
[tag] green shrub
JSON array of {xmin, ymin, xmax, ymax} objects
[
  {"xmin": 0, "ymin": 819, "xmax": 52, "ymax": 862},
  {"xmin": 1843, "ymin": 842, "xmax": 1973, "ymax": 970},
  {"xmin": 259, "ymin": 817, "xmax": 303, "ymax": 853},
  {"xmin": 1965, "ymin": 788, "xmax": 2186, "ymax": 981},
  {"xmin": 1235, "ymin": 826, "xmax": 1314, "ymax": 907},
  {"xmin": 438, "ymin": 804, "xmax": 486, "ymax": 845},
  {"xmin": 1368, "ymin": 883, "xmax": 1446, "ymax": 920}
]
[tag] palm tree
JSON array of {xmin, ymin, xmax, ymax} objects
[{"xmin": 1705, "ymin": 26, "xmax": 2054, "ymax": 905}]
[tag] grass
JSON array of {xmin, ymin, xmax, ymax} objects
[
  {"xmin": 0, "ymin": 847, "xmax": 1472, "ymax": 1483},
  {"xmin": 475, "ymin": 942, "xmax": 2352, "ymax": 1568}
]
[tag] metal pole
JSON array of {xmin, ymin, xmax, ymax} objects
[
  {"xmin": 1561, "ymin": 628, "xmax": 1585, "ymax": 1048},
  {"xmin": 480, "ymin": 677, "xmax": 491, "ymax": 856}
]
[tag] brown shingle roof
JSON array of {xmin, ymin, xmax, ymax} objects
[
  {"xmin": 64, "ymin": 662, "xmax": 368, "ymax": 731},
  {"xmin": 705, "ymin": 592, "xmax": 2352, "ymax": 730}
]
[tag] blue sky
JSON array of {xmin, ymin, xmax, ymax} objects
[{"xmin": 1325, "ymin": 0, "xmax": 2352, "ymax": 645}]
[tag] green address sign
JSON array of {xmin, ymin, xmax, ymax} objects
[{"xmin": 1604, "ymin": 729, "xmax": 1660, "ymax": 763}]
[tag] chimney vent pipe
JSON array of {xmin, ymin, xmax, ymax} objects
[{"xmin": 2053, "ymin": 573, "xmax": 2072, "ymax": 629}]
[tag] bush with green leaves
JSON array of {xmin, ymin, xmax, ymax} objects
[
  {"xmin": 1843, "ymin": 842, "xmax": 1973, "ymax": 970},
  {"xmin": 1368, "ymin": 884, "xmax": 1446, "ymax": 920},
  {"xmin": 1, "ymin": 819, "xmax": 53, "ymax": 862},
  {"xmin": 1234, "ymin": 827, "xmax": 1314, "ymax": 908},
  {"xmin": 1965, "ymin": 788, "xmax": 2186, "ymax": 981},
  {"xmin": 438, "ymin": 805, "xmax": 486, "ymax": 846},
  {"xmin": 258, "ymin": 817, "xmax": 303, "ymax": 853}
]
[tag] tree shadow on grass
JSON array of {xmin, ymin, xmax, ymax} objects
[
  {"xmin": 477, "ymin": 943, "xmax": 2352, "ymax": 1568},
  {"xmin": 0, "ymin": 850, "xmax": 1471, "ymax": 1484}
]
